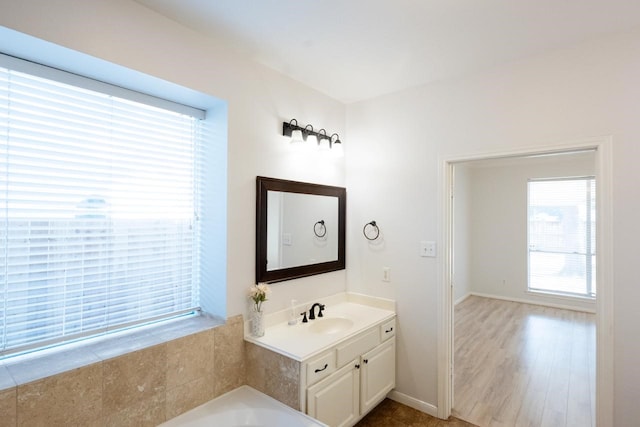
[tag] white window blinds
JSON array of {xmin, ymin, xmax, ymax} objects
[
  {"xmin": 0, "ymin": 57, "xmax": 204, "ymax": 355},
  {"xmin": 528, "ymin": 177, "xmax": 596, "ymax": 298}
]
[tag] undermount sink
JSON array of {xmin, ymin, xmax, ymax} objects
[{"xmin": 308, "ymin": 317, "xmax": 354, "ymax": 334}]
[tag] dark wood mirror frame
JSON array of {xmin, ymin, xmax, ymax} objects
[{"xmin": 256, "ymin": 176, "xmax": 346, "ymax": 283}]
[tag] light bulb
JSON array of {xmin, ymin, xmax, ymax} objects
[
  {"xmin": 306, "ymin": 133, "xmax": 318, "ymax": 151},
  {"xmin": 332, "ymin": 140, "xmax": 344, "ymax": 157},
  {"xmin": 290, "ymin": 128, "xmax": 304, "ymax": 145},
  {"xmin": 318, "ymin": 138, "xmax": 330, "ymax": 151}
]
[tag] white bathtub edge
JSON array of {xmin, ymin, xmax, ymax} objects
[{"xmin": 159, "ymin": 385, "xmax": 327, "ymax": 427}]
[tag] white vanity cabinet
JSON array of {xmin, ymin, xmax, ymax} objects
[
  {"xmin": 244, "ymin": 297, "xmax": 397, "ymax": 426},
  {"xmin": 360, "ymin": 337, "xmax": 396, "ymax": 414},
  {"xmin": 304, "ymin": 318, "xmax": 396, "ymax": 427},
  {"xmin": 307, "ymin": 359, "xmax": 360, "ymax": 427}
]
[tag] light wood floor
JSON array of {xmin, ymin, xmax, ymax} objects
[{"xmin": 452, "ymin": 296, "xmax": 595, "ymax": 427}]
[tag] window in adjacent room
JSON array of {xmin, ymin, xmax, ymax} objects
[
  {"xmin": 0, "ymin": 54, "xmax": 208, "ymax": 356},
  {"xmin": 527, "ymin": 177, "xmax": 596, "ymax": 298}
]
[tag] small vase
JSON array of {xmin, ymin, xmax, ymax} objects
[{"xmin": 251, "ymin": 310, "xmax": 265, "ymax": 337}]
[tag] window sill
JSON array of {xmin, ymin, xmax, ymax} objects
[
  {"xmin": 526, "ymin": 289, "xmax": 596, "ymax": 303},
  {"xmin": 0, "ymin": 313, "xmax": 224, "ymax": 391}
]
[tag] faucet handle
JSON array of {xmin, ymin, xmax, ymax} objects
[
  {"xmin": 318, "ymin": 304, "xmax": 325, "ymax": 317},
  {"xmin": 300, "ymin": 312, "xmax": 308, "ymax": 323}
]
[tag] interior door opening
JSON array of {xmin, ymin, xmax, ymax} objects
[{"xmin": 438, "ymin": 139, "xmax": 613, "ymax": 426}]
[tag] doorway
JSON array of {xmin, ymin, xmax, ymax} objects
[{"xmin": 437, "ymin": 138, "xmax": 613, "ymax": 426}]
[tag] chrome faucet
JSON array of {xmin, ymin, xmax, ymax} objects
[{"xmin": 309, "ymin": 303, "xmax": 325, "ymax": 320}]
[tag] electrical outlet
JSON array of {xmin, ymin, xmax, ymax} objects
[{"xmin": 382, "ymin": 267, "xmax": 391, "ymax": 282}]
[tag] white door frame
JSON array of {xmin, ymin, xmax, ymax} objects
[{"xmin": 437, "ymin": 137, "xmax": 614, "ymax": 426}]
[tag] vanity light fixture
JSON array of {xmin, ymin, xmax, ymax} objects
[
  {"xmin": 304, "ymin": 124, "xmax": 318, "ymax": 149},
  {"xmin": 282, "ymin": 118, "xmax": 343, "ymax": 155},
  {"xmin": 286, "ymin": 119, "xmax": 305, "ymax": 145},
  {"xmin": 317, "ymin": 129, "xmax": 330, "ymax": 151},
  {"xmin": 330, "ymin": 133, "xmax": 344, "ymax": 158}
]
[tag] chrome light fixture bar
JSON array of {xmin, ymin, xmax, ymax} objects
[{"xmin": 283, "ymin": 119, "xmax": 343, "ymax": 155}]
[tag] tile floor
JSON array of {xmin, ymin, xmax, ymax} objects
[{"xmin": 355, "ymin": 398, "xmax": 478, "ymax": 427}]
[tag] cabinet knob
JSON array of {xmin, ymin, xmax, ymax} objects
[
  {"xmin": 314, "ymin": 364, "xmax": 328, "ymax": 373},
  {"xmin": 363, "ymin": 359, "xmax": 368, "ymax": 364},
  {"xmin": 355, "ymin": 364, "xmax": 360, "ymax": 369}
]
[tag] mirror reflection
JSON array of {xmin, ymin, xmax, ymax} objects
[{"xmin": 267, "ymin": 191, "xmax": 339, "ymax": 270}]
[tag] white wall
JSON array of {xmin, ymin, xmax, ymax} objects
[
  {"xmin": 346, "ymin": 31, "xmax": 640, "ymax": 424},
  {"xmin": 0, "ymin": 0, "xmax": 347, "ymax": 318},
  {"xmin": 463, "ymin": 152, "xmax": 596, "ymax": 312}
]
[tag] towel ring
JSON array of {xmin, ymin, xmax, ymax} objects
[
  {"xmin": 363, "ymin": 221, "xmax": 380, "ymax": 241},
  {"xmin": 314, "ymin": 220, "xmax": 327, "ymax": 238}
]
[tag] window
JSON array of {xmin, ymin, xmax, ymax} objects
[
  {"xmin": 527, "ymin": 177, "xmax": 596, "ymax": 298},
  {"xmin": 0, "ymin": 54, "xmax": 206, "ymax": 355}
]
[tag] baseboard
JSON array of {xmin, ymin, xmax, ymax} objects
[
  {"xmin": 387, "ymin": 390, "xmax": 439, "ymax": 418},
  {"xmin": 454, "ymin": 293, "xmax": 471, "ymax": 306},
  {"xmin": 469, "ymin": 292, "xmax": 596, "ymax": 313}
]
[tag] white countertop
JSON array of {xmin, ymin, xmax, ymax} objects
[{"xmin": 244, "ymin": 300, "xmax": 395, "ymax": 362}]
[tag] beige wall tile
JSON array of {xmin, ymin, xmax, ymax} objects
[
  {"xmin": 245, "ymin": 342, "xmax": 301, "ymax": 410},
  {"xmin": 11, "ymin": 316, "xmax": 252, "ymax": 425},
  {"xmin": 103, "ymin": 344, "xmax": 167, "ymax": 415},
  {"xmin": 166, "ymin": 329, "xmax": 215, "ymax": 389},
  {"xmin": 165, "ymin": 374, "xmax": 214, "ymax": 420},
  {"xmin": 245, "ymin": 342, "xmax": 267, "ymax": 391},
  {"xmin": 213, "ymin": 315, "xmax": 246, "ymax": 396},
  {"xmin": 102, "ymin": 392, "xmax": 165, "ymax": 427},
  {"xmin": 0, "ymin": 388, "xmax": 17, "ymax": 427},
  {"xmin": 16, "ymin": 363, "xmax": 102, "ymax": 427},
  {"xmin": 265, "ymin": 355, "xmax": 300, "ymax": 410}
]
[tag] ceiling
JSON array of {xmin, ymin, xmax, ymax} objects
[{"xmin": 135, "ymin": 0, "xmax": 640, "ymax": 103}]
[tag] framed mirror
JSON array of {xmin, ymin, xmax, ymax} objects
[{"xmin": 256, "ymin": 176, "xmax": 346, "ymax": 283}]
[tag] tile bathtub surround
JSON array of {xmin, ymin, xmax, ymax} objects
[
  {"xmin": 166, "ymin": 329, "xmax": 216, "ymax": 389},
  {"xmin": 102, "ymin": 344, "xmax": 167, "ymax": 421},
  {"xmin": 165, "ymin": 376, "xmax": 213, "ymax": 420},
  {"xmin": 0, "ymin": 388, "xmax": 17, "ymax": 427},
  {"xmin": 102, "ymin": 392, "xmax": 165, "ymax": 427},
  {"xmin": 245, "ymin": 341, "xmax": 301, "ymax": 410},
  {"xmin": 213, "ymin": 314, "xmax": 246, "ymax": 396},
  {"xmin": 0, "ymin": 314, "xmax": 245, "ymax": 427},
  {"xmin": 17, "ymin": 363, "xmax": 103, "ymax": 427}
]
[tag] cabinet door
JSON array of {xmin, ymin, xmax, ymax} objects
[
  {"xmin": 360, "ymin": 338, "xmax": 396, "ymax": 415},
  {"xmin": 307, "ymin": 360, "xmax": 360, "ymax": 427}
]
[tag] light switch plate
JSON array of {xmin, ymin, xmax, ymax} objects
[{"xmin": 420, "ymin": 241, "xmax": 436, "ymax": 257}]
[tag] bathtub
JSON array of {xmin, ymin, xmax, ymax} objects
[{"xmin": 159, "ymin": 385, "xmax": 327, "ymax": 427}]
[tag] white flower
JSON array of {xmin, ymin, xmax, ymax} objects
[{"xmin": 248, "ymin": 283, "xmax": 271, "ymax": 311}]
